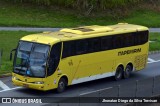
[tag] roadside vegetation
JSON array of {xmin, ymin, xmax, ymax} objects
[
  {"xmin": 149, "ymin": 33, "xmax": 160, "ymax": 51},
  {"xmin": 1, "ymin": 0, "xmax": 160, "ymax": 27},
  {"xmin": 0, "ymin": 31, "xmax": 37, "ymax": 75},
  {"xmin": 0, "ymin": 31, "xmax": 159, "ymax": 74},
  {"xmin": 13, "ymin": 0, "xmax": 145, "ymax": 10}
]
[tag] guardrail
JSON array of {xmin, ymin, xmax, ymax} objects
[
  {"xmin": 77, "ymin": 76, "xmax": 160, "ymax": 106},
  {"xmin": 44, "ymin": 75, "xmax": 160, "ymax": 106},
  {"xmin": 0, "ymin": 49, "xmax": 3, "ymax": 68}
]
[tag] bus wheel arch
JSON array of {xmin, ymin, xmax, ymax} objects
[
  {"xmin": 57, "ymin": 75, "xmax": 68, "ymax": 93},
  {"xmin": 124, "ymin": 63, "xmax": 133, "ymax": 79},
  {"xmin": 115, "ymin": 64, "xmax": 124, "ymax": 81},
  {"xmin": 61, "ymin": 75, "xmax": 68, "ymax": 86}
]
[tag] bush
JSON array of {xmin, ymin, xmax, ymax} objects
[{"xmin": 13, "ymin": 0, "xmax": 146, "ymax": 10}]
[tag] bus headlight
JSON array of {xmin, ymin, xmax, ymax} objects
[
  {"xmin": 13, "ymin": 76, "xmax": 18, "ymax": 80},
  {"xmin": 34, "ymin": 81, "xmax": 44, "ymax": 84}
]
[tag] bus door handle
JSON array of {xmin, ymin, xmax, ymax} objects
[{"xmin": 68, "ymin": 60, "xmax": 73, "ymax": 66}]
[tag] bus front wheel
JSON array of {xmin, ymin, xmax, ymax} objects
[
  {"xmin": 115, "ymin": 66, "xmax": 123, "ymax": 81},
  {"xmin": 57, "ymin": 78, "xmax": 67, "ymax": 93}
]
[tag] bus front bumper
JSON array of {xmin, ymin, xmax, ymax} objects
[{"xmin": 12, "ymin": 78, "xmax": 46, "ymax": 91}]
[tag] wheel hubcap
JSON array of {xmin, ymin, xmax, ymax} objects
[
  {"xmin": 126, "ymin": 68, "xmax": 129, "ymax": 74},
  {"xmin": 117, "ymin": 70, "xmax": 121, "ymax": 78},
  {"xmin": 59, "ymin": 82, "xmax": 64, "ymax": 89}
]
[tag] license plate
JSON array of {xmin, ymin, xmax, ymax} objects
[{"xmin": 23, "ymin": 84, "xmax": 29, "ymax": 87}]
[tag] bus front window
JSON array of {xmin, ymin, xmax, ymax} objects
[{"xmin": 14, "ymin": 41, "xmax": 49, "ymax": 78}]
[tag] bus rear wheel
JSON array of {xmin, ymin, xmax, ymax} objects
[
  {"xmin": 57, "ymin": 78, "xmax": 67, "ymax": 93},
  {"xmin": 124, "ymin": 65, "xmax": 132, "ymax": 79},
  {"xmin": 115, "ymin": 66, "xmax": 123, "ymax": 81}
]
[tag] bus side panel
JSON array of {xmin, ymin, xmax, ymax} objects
[
  {"xmin": 48, "ymin": 42, "xmax": 149, "ymax": 89},
  {"xmin": 114, "ymin": 43, "xmax": 149, "ymax": 72},
  {"xmin": 57, "ymin": 58, "xmax": 75, "ymax": 85},
  {"xmin": 65, "ymin": 51, "xmax": 115, "ymax": 85}
]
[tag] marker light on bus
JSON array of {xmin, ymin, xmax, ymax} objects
[
  {"xmin": 13, "ymin": 76, "xmax": 18, "ymax": 80},
  {"xmin": 34, "ymin": 81, "xmax": 44, "ymax": 84}
]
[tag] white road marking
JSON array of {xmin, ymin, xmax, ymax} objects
[
  {"xmin": 148, "ymin": 60, "xmax": 160, "ymax": 64},
  {"xmin": 148, "ymin": 58, "xmax": 156, "ymax": 62},
  {"xmin": 0, "ymin": 80, "xmax": 10, "ymax": 90},
  {"xmin": 80, "ymin": 87, "xmax": 112, "ymax": 96},
  {"xmin": 0, "ymin": 87, "xmax": 22, "ymax": 93}
]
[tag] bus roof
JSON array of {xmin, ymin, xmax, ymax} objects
[{"xmin": 20, "ymin": 23, "xmax": 149, "ymax": 45}]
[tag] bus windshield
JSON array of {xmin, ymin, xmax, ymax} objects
[{"xmin": 14, "ymin": 41, "xmax": 50, "ymax": 78}]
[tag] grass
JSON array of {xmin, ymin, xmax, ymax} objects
[
  {"xmin": 149, "ymin": 33, "xmax": 160, "ymax": 51},
  {"xmin": 0, "ymin": 31, "xmax": 159, "ymax": 75},
  {"xmin": 0, "ymin": 31, "xmax": 38, "ymax": 75},
  {"xmin": 13, "ymin": 0, "xmax": 143, "ymax": 9},
  {"xmin": 1, "ymin": 1, "xmax": 160, "ymax": 27}
]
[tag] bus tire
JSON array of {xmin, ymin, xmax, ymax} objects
[
  {"xmin": 115, "ymin": 66, "xmax": 123, "ymax": 81},
  {"xmin": 57, "ymin": 78, "xmax": 67, "ymax": 93},
  {"xmin": 124, "ymin": 65, "xmax": 132, "ymax": 79}
]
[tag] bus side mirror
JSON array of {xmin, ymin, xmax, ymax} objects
[
  {"xmin": 10, "ymin": 49, "xmax": 16, "ymax": 61},
  {"xmin": 10, "ymin": 53, "xmax": 12, "ymax": 61}
]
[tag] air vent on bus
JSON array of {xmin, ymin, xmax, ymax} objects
[
  {"xmin": 72, "ymin": 28, "xmax": 94, "ymax": 32},
  {"xmin": 60, "ymin": 25, "xmax": 113, "ymax": 35}
]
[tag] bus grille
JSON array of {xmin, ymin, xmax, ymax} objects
[{"xmin": 134, "ymin": 54, "xmax": 147, "ymax": 70}]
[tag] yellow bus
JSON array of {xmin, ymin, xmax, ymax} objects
[{"xmin": 11, "ymin": 23, "xmax": 149, "ymax": 92}]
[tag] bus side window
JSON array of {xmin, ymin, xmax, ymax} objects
[
  {"xmin": 47, "ymin": 42, "xmax": 62, "ymax": 76},
  {"xmin": 124, "ymin": 33, "xmax": 134, "ymax": 47},
  {"xmin": 101, "ymin": 36, "xmax": 112, "ymax": 50},
  {"xmin": 138, "ymin": 34, "xmax": 142, "ymax": 45},
  {"xmin": 87, "ymin": 39, "xmax": 94, "ymax": 53},
  {"xmin": 144, "ymin": 31, "xmax": 149, "ymax": 43},
  {"xmin": 113, "ymin": 35, "xmax": 123, "ymax": 49},
  {"xmin": 62, "ymin": 41, "xmax": 75, "ymax": 58},
  {"xmin": 134, "ymin": 32, "xmax": 142, "ymax": 45},
  {"xmin": 129, "ymin": 33, "xmax": 135, "ymax": 46},
  {"xmin": 76, "ymin": 40, "xmax": 88, "ymax": 55},
  {"xmin": 92, "ymin": 38, "xmax": 101, "ymax": 52},
  {"xmin": 139, "ymin": 31, "xmax": 149, "ymax": 44},
  {"xmin": 134, "ymin": 31, "xmax": 147, "ymax": 45},
  {"xmin": 123, "ymin": 34, "xmax": 128, "ymax": 47}
]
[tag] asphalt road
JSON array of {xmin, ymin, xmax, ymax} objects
[
  {"xmin": 0, "ymin": 27, "xmax": 160, "ymax": 32},
  {"xmin": 0, "ymin": 53, "xmax": 160, "ymax": 106},
  {"xmin": 0, "ymin": 27, "xmax": 61, "ymax": 32}
]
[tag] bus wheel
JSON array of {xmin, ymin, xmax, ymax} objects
[
  {"xmin": 124, "ymin": 65, "xmax": 132, "ymax": 79},
  {"xmin": 57, "ymin": 78, "xmax": 67, "ymax": 93},
  {"xmin": 115, "ymin": 66, "xmax": 123, "ymax": 81}
]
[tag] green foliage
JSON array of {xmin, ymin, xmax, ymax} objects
[
  {"xmin": 0, "ymin": 31, "xmax": 37, "ymax": 74},
  {"xmin": 1, "ymin": 0, "xmax": 160, "ymax": 27},
  {"xmin": 13, "ymin": 0, "xmax": 146, "ymax": 10},
  {"xmin": 149, "ymin": 33, "xmax": 160, "ymax": 51}
]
